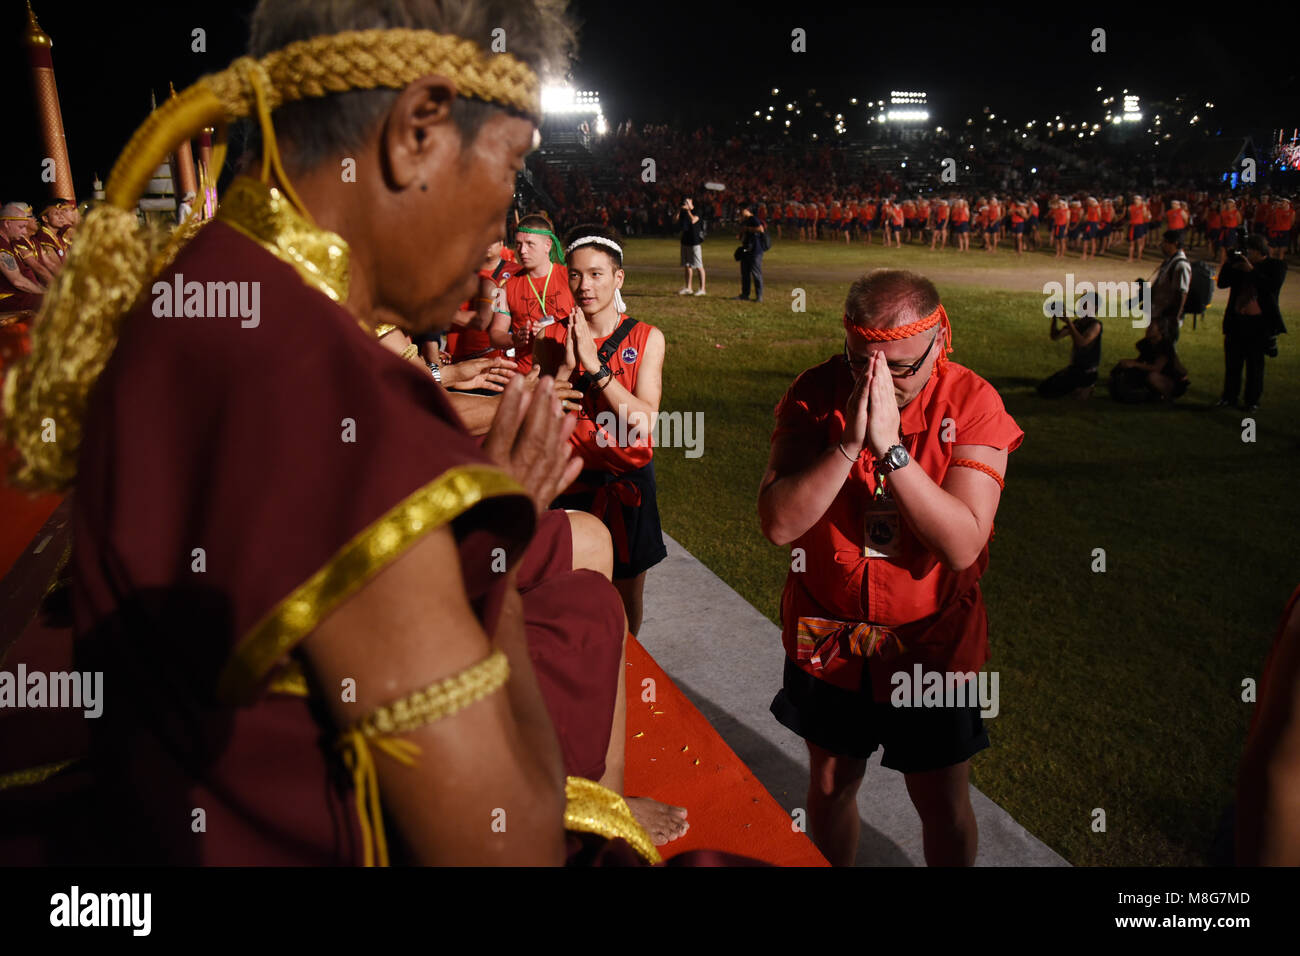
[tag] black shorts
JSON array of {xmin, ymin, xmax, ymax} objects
[
  {"xmin": 551, "ymin": 460, "xmax": 667, "ymax": 580},
  {"xmin": 770, "ymin": 658, "xmax": 989, "ymax": 774}
]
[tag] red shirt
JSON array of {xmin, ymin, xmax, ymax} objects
[
  {"xmin": 952, "ymin": 205, "xmax": 970, "ymax": 224},
  {"xmin": 503, "ymin": 263, "xmax": 575, "ymax": 374},
  {"xmin": 771, "ymin": 356, "xmax": 1024, "ymax": 696},
  {"xmin": 449, "ymin": 259, "xmax": 517, "ymax": 361},
  {"xmin": 1166, "ymin": 208, "xmax": 1187, "ymax": 229},
  {"xmin": 1051, "ymin": 207, "xmax": 1069, "ymax": 226},
  {"xmin": 1221, "ymin": 208, "xmax": 1241, "ymax": 229},
  {"xmin": 1129, "ymin": 202, "xmax": 1148, "ymax": 224},
  {"xmin": 545, "ymin": 315, "xmax": 656, "ymax": 474}
]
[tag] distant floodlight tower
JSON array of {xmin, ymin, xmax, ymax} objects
[
  {"xmin": 539, "ymin": 84, "xmax": 608, "ymax": 145},
  {"xmin": 880, "ymin": 90, "xmax": 930, "ymax": 141},
  {"xmin": 25, "ymin": 2, "xmax": 75, "ymax": 201}
]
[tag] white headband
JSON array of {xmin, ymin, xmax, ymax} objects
[
  {"xmin": 563, "ymin": 235, "xmax": 628, "ymax": 315},
  {"xmin": 566, "ymin": 235, "xmax": 624, "ymax": 259}
]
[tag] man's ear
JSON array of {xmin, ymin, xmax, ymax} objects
[{"xmin": 379, "ymin": 75, "xmax": 459, "ymax": 191}]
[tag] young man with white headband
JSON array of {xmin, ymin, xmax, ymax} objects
[
  {"xmin": 759, "ymin": 269, "xmax": 1023, "ymax": 866},
  {"xmin": 530, "ymin": 224, "xmax": 684, "ymax": 846},
  {"xmin": 548, "ymin": 226, "xmax": 668, "ymax": 637}
]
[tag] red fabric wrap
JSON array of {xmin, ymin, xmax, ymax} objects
[{"xmin": 568, "ymin": 475, "xmax": 642, "ymax": 565}]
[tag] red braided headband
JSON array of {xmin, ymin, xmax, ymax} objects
[{"xmin": 844, "ymin": 303, "xmax": 954, "ymax": 375}]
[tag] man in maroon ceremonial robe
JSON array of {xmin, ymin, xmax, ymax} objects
[{"xmin": 4, "ymin": 0, "xmax": 674, "ymax": 866}]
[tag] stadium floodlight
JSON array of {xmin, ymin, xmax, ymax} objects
[
  {"xmin": 850, "ymin": 98, "xmax": 857, "ymax": 104},
  {"xmin": 541, "ymin": 84, "xmax": 602, "ymax": 115},
  {"xmin": 1112, "ymin": 116, "xmax": 1123, "ymax": 125},
  {"xmin": 885, "ymin": 109, "xmax": 929, "ymax": 122},
  {"xmin": 1123, "ymin": 113, "xmax": 1142, "ymax": 123},
  {"xmin": 595, "ymin": 113, "xmax": 608, "ymax": 135},
  {"xmin": 772, "ymin": 88, "xmax": 779, "ymax": 95}
]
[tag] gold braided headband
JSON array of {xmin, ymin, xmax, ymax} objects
[{"xmin": 2, "ymin": 28, "xmax": 540, "ymax": 490}]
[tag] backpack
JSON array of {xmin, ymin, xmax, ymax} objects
[{"xmin": 1184, "ymin": 260, "xmax": 1214, "ymax": 314}]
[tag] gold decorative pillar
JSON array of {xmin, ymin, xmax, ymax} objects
[
  {"xmin": 197, "ymin": 127, "xmax": 216, "ymax": 218},
  {"xmin": 169, "ymin": 83, "xmax": 199, "ymax": 201},
  {"xmin": 25, "ymin": 2, "xmax": 75, "ymax": 202}
]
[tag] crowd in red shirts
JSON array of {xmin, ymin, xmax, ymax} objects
[{"xmin": 526, "ymin": 124, "xmax": 1298, "ymax": 263}]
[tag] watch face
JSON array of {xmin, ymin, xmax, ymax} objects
[{"xmin": 887, "ymin": 445, "xmax": 908, "ymax": 469}]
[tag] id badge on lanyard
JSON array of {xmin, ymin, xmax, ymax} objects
[
  {"xmin": 863, "ymin": 482, "xmax": 901, "ymax": 559},
  {"xmin": 863, "ymin": 436, "xmax": 907, "ymax": 559}
]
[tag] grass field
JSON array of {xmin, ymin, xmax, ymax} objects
[{"xmin": 620, "ymin": 232, "xmax": 1300, "ymax": 866}]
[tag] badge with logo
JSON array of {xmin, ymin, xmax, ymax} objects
[
  {"xmin": 621, "ymin": 346, "xmax": 638, "ymax": 363},
  {"xmin": 863, "ymin": 491, "xmax": 901, "ymax": 559}
]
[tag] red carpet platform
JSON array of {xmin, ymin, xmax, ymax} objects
[{"xmin": 624, "ymin": 633, "xmax": 826, "ymax": 866}]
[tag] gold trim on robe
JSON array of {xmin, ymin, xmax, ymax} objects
[
  {"xmin": 564, "ymin": 776, "xmax": 663, "ymax": 864},
  {"xmin": 0, "ymin": 757, "xmax": 80, "ymax": 792},
  {"xmin": 216, "ymin": 176, "xmax": 350, "ymax": 304},
  {"xmin": 217, "ymin": 464, "xmax": 527, "ymax": 704}
]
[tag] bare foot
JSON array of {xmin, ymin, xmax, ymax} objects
[{"xmin": 626, "ymin": 796, "xmax": 689, "ymax": 845}]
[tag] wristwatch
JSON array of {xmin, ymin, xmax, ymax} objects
[
  {"xmin": 874, "ymin": 443, "xmax": 910, "ymax": 474},
  {"xmin": 592, "ymin": 365, "xmax": 614, "ymax": 390}
]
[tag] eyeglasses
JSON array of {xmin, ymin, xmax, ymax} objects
[{"xmin": 844, "ymin": 332, "xmax": 938, "ymax": 378}]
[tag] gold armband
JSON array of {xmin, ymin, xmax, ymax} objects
[
  {"xmin": 399, "ymin": 342, "xmax": 419, "ymax": 362},
  {"xmin": 339, "ymin": 649, "xmax": 510, "ymax": 866},
  {"xmin": 353, "ymin": 649, "xmax": 509, "ymax": 740}
]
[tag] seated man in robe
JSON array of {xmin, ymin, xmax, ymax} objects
[{"xmin": 2, "ymin": 0, "xmax": 673, "ymax": 866}]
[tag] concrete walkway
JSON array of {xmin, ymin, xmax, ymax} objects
[{"xmin": 638, "ymin": 533, "xmax": 1069, "ymax": 867}]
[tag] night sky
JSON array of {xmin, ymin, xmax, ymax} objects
[{"xmin": 2, "ymin": 0, "xmax": 1294, "ymax": 204}]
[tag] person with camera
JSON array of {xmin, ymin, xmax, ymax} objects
[
  {"xmin": 1215, "ymin": 234, "xmax": 1288, "ymax": 412},
  {"xmin": 1038, "ymin": 296, "xmax": 1102, "ymax": 399},
  {"xmin": 677, "ymin": 197, "xmax": 707, "ymax": 296},
  {"xmin": 733, "ymin": 206, "xmax": 770, "ymax": 302}
]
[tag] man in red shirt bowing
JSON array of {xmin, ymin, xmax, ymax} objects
[{"xmin": 759, "ymin": 269, "xmax": 1023, "ymax": 866}]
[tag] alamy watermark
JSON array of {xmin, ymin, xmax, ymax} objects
[
  {"xmin": 152, "ymin": 273, "xmax": 261, "ymax": 328},
  {"xmin": 50, "ymin": 886, "xmax": 150, "ymax": 936},
  {"xmin": 0, "ymin": 666, "xmax": 102, "ymax": 718},
  {"xmin": 890, "ymin": 664, "xmax": 999, "ymax": 718},
  {"xmin": 1043, "ymin": 273, "xmax": 1151, "ymax": 328},
  {"xmin": 591, "ymin": 405, "xmax": 704, "ymax": 459}
]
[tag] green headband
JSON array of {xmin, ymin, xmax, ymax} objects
[{"xmin": 517, "ymin": 225, "xmax": 565, "ymax": 264}]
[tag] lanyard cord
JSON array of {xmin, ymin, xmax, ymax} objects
[{"xmin": 525, "ymin": 264, "xmax": 553, "ymax": 316}]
